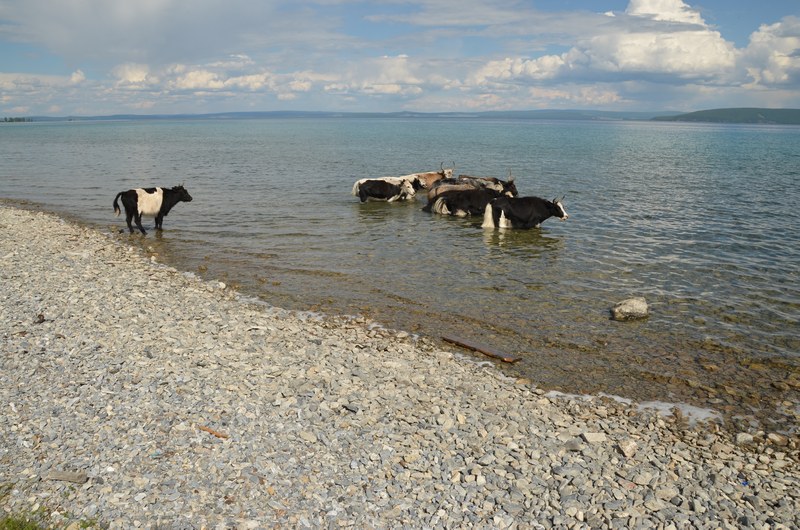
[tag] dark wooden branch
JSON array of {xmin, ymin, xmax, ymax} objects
[{"xmin": 442, "ymin": 335, "xmax": 521, "ymax": 363}]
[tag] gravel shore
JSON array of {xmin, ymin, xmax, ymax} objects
[{"xmin": 1, "ymin": 205, "xmax": 798, "ymax": 529}]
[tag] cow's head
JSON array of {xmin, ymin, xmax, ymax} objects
[
  {"xmin": 502, "ymin": 178, "xmax": 518, "ymax": 198},
  {"xmin": 440, "ymin": 161, "xmax": 455, "ymax": 179},
  {"xmin": 502, "ymin": 170, "xmax": 519, "ymax": 197},
  {"xmin": 173, "ymin": 185, "xmax": 193, "ymax": 203},
  {"xmin": 401, "ymin": 179, "xmax": 417, "ymax": 196},
  {"xmin": 552, "ymin": 196, "xmax": 568, "ymax": 220}
]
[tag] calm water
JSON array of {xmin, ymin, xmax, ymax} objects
[{"xmin": 2, "ymin": 118, "xmax": 799, "ymax": 433}]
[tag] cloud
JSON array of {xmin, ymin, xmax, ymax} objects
[
  {"xmin": 170, "ymin": 69, "xmax": 225, "ymax": 91},
  {"xmin": 741, "ymin": 16, "xmax": 800, "ymax": 87},
  {"xmin": 69, "ymin": 70, "xmax": 86, "ymax": 85},
  {"xmin": 624, "ymin": 0, "xmax": 704, "ymax": 25},
  {"xmin": 323, "ymin": 55, "xmax": 427, "ymax": 98},
  {"xmin": 472, "ymin": 0, "xmax": 737, "ymax": 88},
  {"xmin": 0, "ymin": 0, "xmax": 797, "ymax": 114},
  {"xmin": 112, "ymin": 64, "xmax": 156, "ymax": 86}
]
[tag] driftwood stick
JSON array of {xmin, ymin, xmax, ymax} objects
[
  {"xmin": 198, "ymin": 424, "xmax": 230, "ymax": 439},
  {"xmin": 441, "ymin": 335, "xmax": 521, "ymax": 363},
  {"xmin": 45, "ymin": 471, "xmax": 88, "ymax": 484}
]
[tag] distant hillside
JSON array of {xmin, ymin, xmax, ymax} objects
[
  {"xmin": 21, "ymin": 109, "xmax": 679, "ymax": 123},
  {"xmin": 653, "ymin": 108, "xmax": 800, "ymax": 125}
]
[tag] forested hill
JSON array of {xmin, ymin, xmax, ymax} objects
[{"xmin": 653, "ymin": 108, "xmax": 800, "ymax": 125}]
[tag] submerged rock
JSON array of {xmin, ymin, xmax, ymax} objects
[{"xmin": 611, "ymin": 297, "xmax": 650, "ymax": 321}]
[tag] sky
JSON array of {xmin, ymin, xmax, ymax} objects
[{"xmin": 1, "ymin": 0, "xmax": 798, "ymax": 116}]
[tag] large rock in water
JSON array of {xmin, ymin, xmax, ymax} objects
[{"xmin": 611, "ymin": 297, "xmax": 649, "ymax": 321}]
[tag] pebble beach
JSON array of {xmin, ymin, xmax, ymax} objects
[{"xmin": 1, "ymin": 205, "xmax": 798, "ymax": 529}]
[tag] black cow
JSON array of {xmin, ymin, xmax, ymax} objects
[
  {"xmin": 482, "ymin": 196, "xmax": 568, "ymax": 229},
  {"xmin": 353, "ymin": 178, "xmax": 416, "ymax": 202},
  {"xmin": 113, "ymin": 185, "xmax": 193, "ymax": 234},
  {"xmin": 422, "ymin": 188, "xmax": 508, "ymax": 217}
]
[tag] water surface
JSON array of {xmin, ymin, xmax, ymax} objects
[{"xmin": 2, "ymin": 117, "xmax": 798, "ymax": 433}]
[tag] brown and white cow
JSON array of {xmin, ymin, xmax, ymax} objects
[
  {"xmin": 351, "ymin": 162, "xmax": 455, "ymax": 198},
  {"xmin": 427, "ymin": 172, "xmax": 518, "ymax": 201}
]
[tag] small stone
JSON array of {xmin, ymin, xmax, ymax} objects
[
  {"xmin": 736, "ymin": 433, "xmax": 755, "ymax": 445},
  {"xmin": 611, "ymin": 297, "xmax": 649, "ymax": 321},
  {"xmin": 299, "ymin": 431, "xmax": 318, "ymax": 443},
  {"xmin": 582, "ymin": 432, "xmax": 607, "ymax": 443},
  {"xmin": 766, "ymin": 433, "xmax": 789, "ymax": 446},
  {"xmin": 617, "ymin": 439, "xmax": 638, "ymax": 457}
]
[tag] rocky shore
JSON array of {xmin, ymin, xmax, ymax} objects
[{"xmin": 1, "ymin": 205, "xmax": 798, "ymax": 529}]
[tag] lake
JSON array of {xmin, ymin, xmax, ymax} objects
[{"xmin": 2, "ymin": 117, "xmax": 798, "ymax": 434}]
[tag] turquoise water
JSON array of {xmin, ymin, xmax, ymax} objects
[{"xmin": 2, "ymin": 118, "xmax": 798, "ymax": 433}]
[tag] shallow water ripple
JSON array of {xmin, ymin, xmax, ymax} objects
[{"xmin": 1, "ymin": 118, "xmax": 798, "ymax": 433}]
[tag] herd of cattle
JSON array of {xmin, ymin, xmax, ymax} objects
[
  {"xmin": 351, "ymin": 164, "xmax": 569, "ymax": 229},
  {"xmin": 111, "ymin": 165, "xmax": 567, "ymax": 235}
]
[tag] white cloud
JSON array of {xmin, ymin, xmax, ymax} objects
[
  {"xmin": 224, "ymin": 73, "xmax": 271, "ymax": 91},
  {"xmin": 741, "ymin": 16, "xmax": 800, "ymax": 87},
  {"xmin": 170, "ymin": 69, "xmax": 225, "ymax": 90},
  {"xmin": 625, "ymin": 0, "xmax": 704, "ymax": 25},
  {"xmin": 69, "ymin": 70, "xmax": 86, "ymax": 84},
  {"xmin": 322, "ymin": 55, "xmax": 427, "ymax": 98},
  {"xmin": 0, "ymin": 0, "xmax": 797, "ymax": 114},
  {"xmin": 112, "ymin": 64, "xmax": 154, "ymax": 86},
  {"xmin": 471, "ymin": 0, "xmax": 736, "ymax": 87},
  {"xmin": 585, "ymin": 27, "xmax": 736, "ymax": 77}
]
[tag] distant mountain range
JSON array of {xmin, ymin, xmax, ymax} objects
[
  {"xmin": 13, "ymin": 108, "xmax": 800, "ymax": 125},
  {"xmin": 652, "ymin": 108, "xmax": 800, "ymax": 125},
  {"xmin": 31, "ymin": 109, "xmax": 677, "ymax": 122}
]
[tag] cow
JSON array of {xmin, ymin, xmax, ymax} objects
[
  {"xmin": 427, "ymin": 172, "xmax": 518, "ymax": 201},
  {"xmin": 113, "ymin": 185, "xmax": 193, "ymax": 234},
  {"xmin": 412, "ymin": 162, "xmax": 456, "ymax": 189},
  {"xmin": 354, "ymin": 178, "xmax": 416, "ymax": 202},
  {"xmin": 422, "ymin": 187, "xmax": 513, "ymax": 217},
  {"xmin": 351, "ymin": 163, "xmax": 455, "ymax": 198},
  {"xmin": 482, "ymin": 195, "xmax": 569, "ymax": 229}
]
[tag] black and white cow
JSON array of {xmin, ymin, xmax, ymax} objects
[
  {"xmin": 353, "ymin": 178, "xmax": 416, "ymax": 202},
  {"xmin": 422, "ymin": 187, "xmax": 510, "ymax": 217},
  {"xmin": 482, "ymin": 196, "xmax": 568, "ymax": 229},
  {"xmin": 113, "ymin": 185, "xmax": 193, "ymax": 234},
  {"xmin": 351, "ymin": 164, "xmax": 455, "ymax": 200}
]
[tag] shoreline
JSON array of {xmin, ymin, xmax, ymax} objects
[{"xmin": 1, "ymin": 205, "xmax": 798, "ymax": 528}]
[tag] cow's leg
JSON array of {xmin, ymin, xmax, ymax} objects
[
  {"xmin": 125, "ymin": 211, "xmax": 135, "ymax": 233},
  {"xmin": 155, "ymin": 213, "xmax": 164, "ymax": 230},
  {"xmin": 134, "ymin": 213, "xmax": 147, "ymax": 235},
  {"xmin": 359, "ymin": 190, "xmax": 368, "ymax": 202}
]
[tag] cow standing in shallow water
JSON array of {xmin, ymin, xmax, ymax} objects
[
  {"xmin": 482, "ymin": 196, "xmax": 568, "ymax": 229},
  {"xmin": 422, "ymin": 187, "xmax": 512, "ymax": 217},
  {"xmin": 353, "ymin": 179, "xmax": 416, "ymax": 202},
  {"xmin": 351, "ymin": 163, "xmax": 456, "ymax": 200},
  {"xmin": 427, "ymin": 174, "xmax": 518, "ymax": 201},
  {"xmin": 113, "ymin": 185, "xmax": 193, "ymax": 234}
]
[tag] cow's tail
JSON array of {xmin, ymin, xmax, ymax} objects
[
  {"xmin": 351, "ymin": 181, "xmax": 361, "ymax": 196},
  {"xmin": 113, "ymin": 192, "xmax": 123, "ymax": 217},
  {"xmin": 481, "ymin": 203, "xmax": 495, "ymax": 228}
]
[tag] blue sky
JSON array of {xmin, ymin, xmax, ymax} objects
[{"xmin": 1, "ymin": 0, "xmax": 798, "ymax": 116}]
